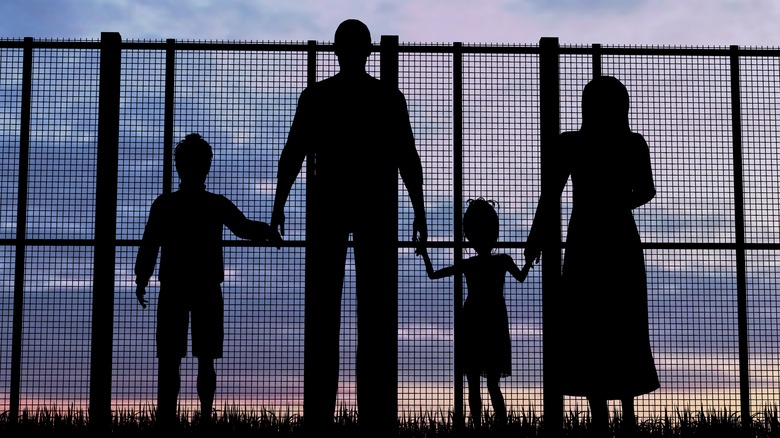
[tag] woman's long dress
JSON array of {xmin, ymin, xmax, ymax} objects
[{"xmin": 530, "ymin": 130, "xmax": 660, "ymax": 399}]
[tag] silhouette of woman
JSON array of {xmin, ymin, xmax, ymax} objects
[
  {"xmin": 417, "ymin": 198, "xmax": 529, "ymax": 430},
  {"xmin": 525, "ymin": 76, "xmax": 660, "ymax": 435}
]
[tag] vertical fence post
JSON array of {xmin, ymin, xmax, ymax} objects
[
  {"xmin": 539, "ymin": 36, "xmax": 563, "ymax": 437},
  {"xmin": 379, "ymin": 33, "xmax": 401, "ymax": 425},
  {"xmin": 592, "ymin": 43, "xmax": 602, "ymax": 78},
  {"xmin": 729, "ymin": 44, "xmax": 751, "ymax": 436},
  {"xmin": 452, "ymin": 41, "xmax": 465, "ymax": 431},
  {"xmin": 9, "ymin": 36, "xmax": 34, "ymax": 426},
  {"xmin": 89, "ymin": 31, "xmax": 122, "ymax": 431},
  {"xmin": 303, "ymin": 38, "xmax": 316, "ymax": 424},
  {"xmin": 163, "ymin": 39, "xmax": 175, "ymax": 193}
]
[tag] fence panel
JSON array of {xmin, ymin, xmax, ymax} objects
[{"xmin": 0, "ymin": 37, "xmax": 778, "ymax": 428}]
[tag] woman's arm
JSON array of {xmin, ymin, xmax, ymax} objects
[
  {"xmin": 628, "ymin": 133, "xmax": 656, "ymax": 209},
  {"xmin": 524, "ymin": 132, "xmax": 573, "ymax": 266}
]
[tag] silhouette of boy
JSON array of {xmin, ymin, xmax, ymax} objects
[{"xmin": 135, "ymin": 133, "xmax": 281, "ymax": 429}]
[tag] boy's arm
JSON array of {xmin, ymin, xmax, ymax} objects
[
  {"xmin": 135, "ymin": 199, "xmax": 162, "ymax": 308},
  {"xmin": 223, "ymin": 198, "xmax": 282, "ymax": 248}
]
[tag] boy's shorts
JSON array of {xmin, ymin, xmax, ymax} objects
[{"xmin": 156, "ymin": 282, "xmax": 223, "ymax": 359}]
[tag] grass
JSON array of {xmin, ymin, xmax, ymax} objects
[{"xmin": 2, "ymin": 404, "xmax": 780, "ymax": 436}]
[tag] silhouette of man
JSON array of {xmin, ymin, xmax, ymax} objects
[
  {"xmin": 271, "ymin": 19, "xmax": 427, "ymax": 436},
  {"xmin": 135, "ymin": 133, "xmax": 281, "ymax": 430}
]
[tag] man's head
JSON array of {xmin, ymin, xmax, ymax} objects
[
  {"xmin": 174, "ymin": 133, "xmax": 213, "ymax": 186},
  {"xmin": 334, "ymin": 19, "xmax": 372, "ymax": 73}
]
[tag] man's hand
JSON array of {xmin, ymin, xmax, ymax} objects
[
  {"xmin": 271, "ymin": 208, "xmax": 285, "ymax": 237},
  {"xmin": 136, "ymin": 285, "xmax": 148, "ymax": 309},
  {"xmin": 412, "ymin": 214, "xmax": 428, "ymax": 243},
  {"xmin": 264, "ymin": 222, "xmax": 283, "ymax": 249}
]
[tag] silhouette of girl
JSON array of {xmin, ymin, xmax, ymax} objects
[
  {"xmin": 525, "ymin": 76, "xmax": 659, "ymax": 435},
  {"xmin": 417, "ymin": 198, "xmax": 529, "ymax": 429}
]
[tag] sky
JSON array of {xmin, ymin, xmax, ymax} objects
[
  {"xmin": 1, "ymin": 0, "xmax": 780, "ymax": 46},
  {"xmin": 2, "ymin": 0, "xmax": 780, "ymax": 419}
]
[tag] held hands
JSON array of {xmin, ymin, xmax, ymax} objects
[
  {"xmin": 271, "ymin": 208, "xmax": 285, "ymax": 238},
  {"xmin": 136, "ymin": 285, "xmax": 148, "ymax": 309},
  {"xmin": 262, "ymin": 222, "xmax": 283, "ymax": 249},
  {"xmin": 413, "ymin": 214, "xmax": 428, "ymax": 244}
]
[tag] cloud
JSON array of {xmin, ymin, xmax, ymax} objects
[{"xmin": 2, "ymin": 0, "xmax": 780, "ymax": 46}]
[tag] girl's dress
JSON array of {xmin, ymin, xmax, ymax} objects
[{"xmin": 460, "ymin": 253, "xmax": 513, "ymax": 377}]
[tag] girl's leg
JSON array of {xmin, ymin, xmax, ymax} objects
[
  {"xmin": 486, "ymin": 372, "xmax": 507, "ymax": 428},
  {"xmin": 587, "ymin": 396, "xmax": 609, "ymax": 437},
  {"xmin": 466, "ymin": 370, "xmax": 483, "ymax": 429}
]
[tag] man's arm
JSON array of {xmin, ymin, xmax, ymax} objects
[
  {"xmin": 395, "ymin": 90, "xmax": 428, "ymax": 243},
  {"xmin": 272, "ymin": 89, "xmax": 311, "ymax": 236}
]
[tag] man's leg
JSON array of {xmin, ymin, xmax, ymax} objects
[
  {"xmin": 305, "ymin": 226, "xmax": 349, "ymax": 435},
  {"xmin": 354, "ymin": 223, "xmax": 398, "ymax": 436}
]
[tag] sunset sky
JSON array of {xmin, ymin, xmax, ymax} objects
[
  {"xmin": 1, "ymin": 0, "xmax": 779, "ymax": 46},
  {"xmin": 1, "ymin": 0, "xmax": 779, "ymax": 421}
]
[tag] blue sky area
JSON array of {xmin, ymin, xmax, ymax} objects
[{"xmin": 0, "ymin": 0, "xmax": 779, "ymax": 45}]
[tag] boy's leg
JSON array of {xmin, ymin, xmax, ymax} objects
[
  {"xmin": 197, "ymin": 357, "xmax": 216, "ymax": 423},
  {"xmin": 191, "ymin": 284, "xmax": 223, "ymax": 425},
  {"xmin": 157, "ymin": 356, "xmax": 182, "ymax": 428},
  {"xmin": 486, "ymin": 372, "xmax": 507, "ymax": 428},
  {"xmin": 156, "ymin": 285, "xmax": 189, "ymax": 429}
]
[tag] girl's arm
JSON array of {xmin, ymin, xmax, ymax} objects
[
  {"xmin": 503, "ymin": 253, "xmax": 530, "ymax": 283},
  {"xmin": 416, "ymin": 246, "xmax": 457, "ymax": 279}
]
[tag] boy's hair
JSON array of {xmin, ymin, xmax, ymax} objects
[
  {"xmin": 174, "ymin": 133, "xmax": 213, "ymax": 165},
  {"xmin": 463, "ymin": 198, "xmax": 499, "ymax": 245}
]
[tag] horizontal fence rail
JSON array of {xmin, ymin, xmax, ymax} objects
[{"xmin": 0, "ymin": 34, "xmax": 779, "ymax": 434}]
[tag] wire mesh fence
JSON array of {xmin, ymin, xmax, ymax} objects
[{"xmin": 0, "ymin": 35, "xmax": 778, "ymax": 430}]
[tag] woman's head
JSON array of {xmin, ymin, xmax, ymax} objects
[
  {"xmin": 581, "ymin": 75, "xmax": 630, "ymax": 133},
  {"xmin": 463, "ymin": 198, "xmax": 499, "ymax": 250}
]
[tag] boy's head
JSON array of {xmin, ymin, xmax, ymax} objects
[
  {"xmin": 174, "ymin": 133, "xmax": 213, "ymax": 186},
  {"xmin": 463, "ymin": 198, "xmax": 499, "ymax": 248}
]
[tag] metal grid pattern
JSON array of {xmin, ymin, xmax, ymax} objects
[
  {"xmin": 0, "ymin": 46, "xmax": 22, "ymax": 415},
  {"xmin": 599, "ymin": 51, "xmax": 740, "ymax": 418},
  {"xmin": 15, "ymin": 46, "xmax": 100, "ymax": 412},
  {"xmin": 460, "ymin": 48, "xmax": 543, "ymax": 415},
  {"xmin": 399, "ymin": 48, "xmax": 455, "ymax": 414},
  {"xmin": 0, "ymin": 37, "xmax": 778, "ymax": 429}
]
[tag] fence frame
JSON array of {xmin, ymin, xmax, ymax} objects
[{"xmin": 2, "ymin": 34, "xmax": 778, "ymax": 436}]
